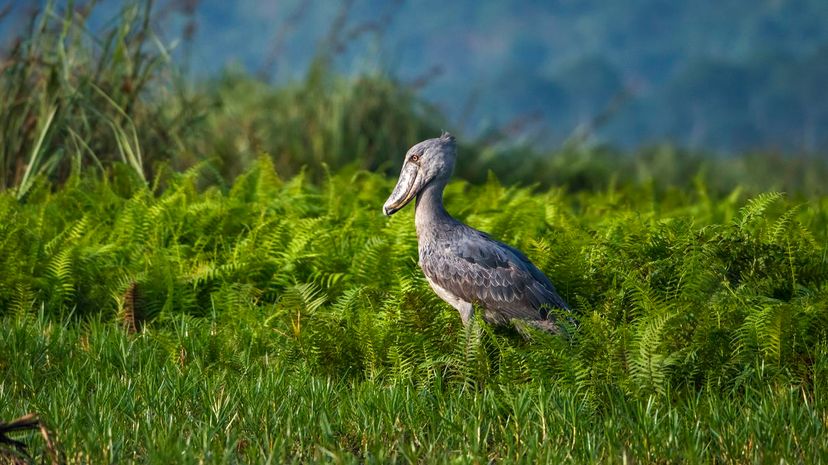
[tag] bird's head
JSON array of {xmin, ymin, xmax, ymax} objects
[{"xmin": 383, "ymin": 132, "xmax": 457, "ymax": 216}]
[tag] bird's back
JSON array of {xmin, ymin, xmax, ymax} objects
[{"xmin": 418, "ymin": 221, "xmax": 569, "ymax": 326}]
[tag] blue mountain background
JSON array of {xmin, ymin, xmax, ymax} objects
[{"xmin": 3, "ymin": 0, "xmax": 827, "ymax": 153}]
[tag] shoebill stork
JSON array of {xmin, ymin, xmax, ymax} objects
[{"xmin": 383, "ymin": 132, "xmax": 570, "ymax": 333}]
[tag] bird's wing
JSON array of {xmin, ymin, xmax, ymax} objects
[{"xmin": 421, "ymin": 229, "xmax": 568, "ymax": 323}]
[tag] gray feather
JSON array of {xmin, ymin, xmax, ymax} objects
[{"xmin": 419, "ymin": 224, "xmax": 568, "ymax": 325}]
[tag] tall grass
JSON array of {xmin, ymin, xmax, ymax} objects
[
  {"xmin": 0, "ymin": 0, "xmax": 197, "ymax": 196},
  {"xmin": 2, "ymin": 313, "xmax": 827, "ymax": 463}
]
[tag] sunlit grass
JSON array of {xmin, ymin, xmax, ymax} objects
[{"xmin": 2, "ymin": 313, "xmax": 827, "ymax": 464}]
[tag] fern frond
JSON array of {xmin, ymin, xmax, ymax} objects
[
  {"xmin": 735, "ymin": 192, "xmax": 784, "ymax": 229},
  {"xmin": 770, "ymin": 204, "xmax": 802, "ymax": 243},
  {"xmin": 9, "ymin": 282, "xmax": 36, "ymax": 321},
  {"xmin": 47, "ymin": 247, "xmax": 75, "ymax": 308},
  {"xmin": 121, "ymin": 281, "xmax": 142, "ymax": 334},
  {"xmin": 629, "ymin": 312, "xmax": 677, "ymax": 395}
]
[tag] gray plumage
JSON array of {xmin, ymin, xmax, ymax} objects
[{"xmin": 383, "ymin": 132, "xmax": 570, "ymax": 332}]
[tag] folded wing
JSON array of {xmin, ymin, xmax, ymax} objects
[{"xmin": 421, "ymin": 228, "xmax": 569, "ymax": 324}]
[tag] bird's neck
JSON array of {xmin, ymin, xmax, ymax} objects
[{"xmin": 415, "ymin": 179, "xmax": 453, "ymax": 235}]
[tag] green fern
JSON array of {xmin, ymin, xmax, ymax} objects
[
  {"xmin": 0, "ymin": 159, "xmax": 825, "ymax": 397},
  {"xmin": 735, "ymin": 192, "xmax": 784, "ymax": 230},
  {"xmin": 47, "ymin": 247, "xmax": 75, "ymax": 310},
  {"xmin": 629, "ymin": 312, "xmax": 677, "ymax": 396}
]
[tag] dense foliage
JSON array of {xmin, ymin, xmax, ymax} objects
[{"xmin": 1, "ymin": 159, "xmax": 827, "ymax": 461}]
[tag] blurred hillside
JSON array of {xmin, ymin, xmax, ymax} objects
[
  {"xmin": 15, "ymin": 0, "xmax": 822, "ymax": 153},
  {"xmin": 1, "ymin": 0, "xmax": 826, "ymax": 198}
]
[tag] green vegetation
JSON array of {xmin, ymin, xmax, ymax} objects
[
  {"xmin": 2, "ymin": 315, "xmax": 826, "ymax": 463},
  {"xmin": 2, "ymin": 160, "xmax": 828, "ymax": 462},
  {"xmin": 1, "ymin": 1, "xmax": 828, "ymax": 463}
]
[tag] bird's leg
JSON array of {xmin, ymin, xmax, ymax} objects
[{"xmin": 457, "ymin": 302, "xmax": 474, "ymax": 326}]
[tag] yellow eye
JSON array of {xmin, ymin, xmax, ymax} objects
[{"xmin": 410, "ymin": 154, "xmax": 420, "ymax": 162}]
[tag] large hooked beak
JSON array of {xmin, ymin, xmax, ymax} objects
[{"xmin": 383, "ymin": 163, "xmax": 421, "ymax": 216}]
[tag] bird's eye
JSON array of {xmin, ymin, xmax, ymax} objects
[{"xmin": 410, "ymin": 154, "xmax": 420, "ymax": 162}]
